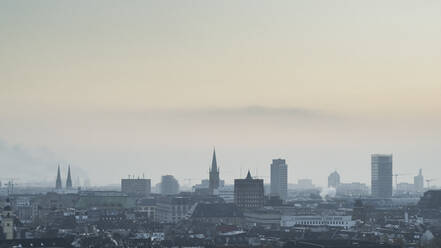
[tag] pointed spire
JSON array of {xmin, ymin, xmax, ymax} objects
[
  {"xmin": 66, "ymin": 165, "xmax": 72, "ymax": 189},
  {"xmin": 56, "ymin": 165, "xmax": 62, "ymax": 190},
  {"xmin": 211, "ymin": 148, "xmax": 218, "ymax": 172},
  {"xmin": 246, "ymin": 170, "xmax": 252, "ymax": 180}
]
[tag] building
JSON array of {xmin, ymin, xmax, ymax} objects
[
  {"xmin": 66, "ymin": 165, "xmax": 72, "ymax": 189},
  {"xmin": 135, "ymin": 198, "xmax": 156, "ymax": 220},
  {"xmin": 328, "ymin": 171, "xmax": 340, "ymax": 188},
  {"xmin": 209, "ymin": 148, "xmax": 220, "ymax": 194},
  {"xmin": 1, "ymin": 199, "xmax": 15, "ymax": 240},
  {"xmin": 270, "ymin": 159, "xmax": 288, "ymax": 200},
  {"xmin": 190, "ymin": 203, "xmax": 244, "ymax": 225},
  {"xmin": 297, "ymin": 179, "xmax": 314, "ymax": 189},
  {"xmin": 55, "ymin": 165, "xmax": 62, "ymax": 190},
  {"xmin": 281, "ymin": 215, "xmax": 355, "ymax": 229},
  {"xmin": 371, "ymin": 154, "xmax": 393, "ymax": 198},
  {"xmin": 218, "ymin": 185, "xmax": 235, "ymax": 203},
  {"xmin": 336, "ymin": 182, "xmax": 369, "ymax": 196},
  {"xmin": 396, "ymin": 182, "xmax": 416, "ymax": 194},
  {"xmin": 414, "ymin": 169, "xmax": 424, "ymax": 193},
  {"xmin": 234, "ymin": 171, "xmax": 264, "ymax": 209},
  {"xmin": 160, "ymin": 175, "xmax": 180, "ymax": 195},
  {"xmin": 121, "ymin": 178, "xmax": 151, "ymax": 197},
  {"xmin": 155, "ymin": 196, "xmax": 194, "ymax": 223}
]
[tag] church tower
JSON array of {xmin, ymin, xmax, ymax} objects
[
  {"xmin": 209, "ymin": 148, "xmax": 220, "ymax": 194},
  {"xmin": 55, "ymin": 165, "xmax": 62, "ymax": 190},
  {"xmin": 66, "ymin": 165, "xmax": 72, "ymax": 189},
  {"xmin": 1, "ymin": 198, "xmax": 15, "ymax": 240}
]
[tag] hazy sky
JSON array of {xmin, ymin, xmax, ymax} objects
[{"xmin": 1, "ymin": 0, "xmax": 441, "ymax": 187}]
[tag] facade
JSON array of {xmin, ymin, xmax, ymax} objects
[
  {"xmin": 160, "ymin": 175, "xmax": 180, "ymax": 195},
  {"xmin": 371, "ymin": 154, "xmax": 393, "ymax": 198},
  {"xmin": 218, "ymin": 185, "xmax": 235, "ymax": 203},
  {"xmin": 414, "ymin": 169, "xmax": 424, "ymax": 193},
  {"xmin": 209, "ymin": 149, "xmax": 220, "ymax": 194},
  {"xmin": 281, "ymin": 215, "xmax": 355, "ymax": 229},
  {"xmin": 328, "ymin": 171, "xmax": 340, "ymax": 188},
  {"xmin": 234, "ymin": 171, "xmax": 264, "ymax": 209},
  {"xmin": 270, "ymin": 159, "xmax": 288, "ymax": 200},
  {"xmin": 121, "ymin": 178, "xmax": 151, "ymax": 197},
  {"xmin": 190, "ymin": 203, "xmax": 244, "ymax": 225},
  {"xmin": 155, "ymin": 196, "xmax": 194, "ymax": 223}
]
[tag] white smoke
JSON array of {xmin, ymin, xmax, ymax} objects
[{"xmin": 320, "ymin": 187, "xmax": 336, "ymax": 200}]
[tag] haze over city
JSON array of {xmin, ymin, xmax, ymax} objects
[{"xmin": 1, "ymin": 0, "xmax": 441, "ymax": 187}]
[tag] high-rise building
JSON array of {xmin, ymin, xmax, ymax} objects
[
  {"xmin": 121, "ymin": 178, "xmax": 151, "ymax": 197},
  {"xmin": 328, "ymin": 171, "xmax": 340, "ymax": 188},
  {"xmin": 371, "ymin": 154, "xmax": 393, "ymax": 198},
  {"xmin": 66, "ymin": 165, "xmax": 73, "ymax": 189},
  {"xmin": 234, "ymin": 171, "xmax": 264, "ymax": 209},
  {"xmin": 414, "ymin": 169, "xmax": 424, "ymax": 193},
  {"xmin": 160, "ymin": 175, "xmax": 180, "ymax": 195},
  {"xmin": 55, "ymin": 165, "xmax": 62, "ymax": 190},
  {"xmin": 209, "ymin": 148, "xmax": 220, "ymax": 194},
  {"xmin": 270, "ymin": 159, "xmax": 288, "ymax": 200}
]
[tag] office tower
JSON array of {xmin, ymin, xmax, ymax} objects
[
  {"xmin": 160, "ymin": 175, "xmax": 180, "ymax": 195},
  {"xmin": 234, "ymin": 171, "xmax": 264, "ymax": 208},
  {"xmin": 414, "ymin": 169, "xmax": 424, "ymax": 192},
  {"xmin": 55, "ymin": 165, "xmax": 62, "ymax": 190},
  {"xmin": 66, "ymin": 165, "xmax": 73, "ymax": 189},
  {"xmin": 270, "ymin": 159, "xmax": 288, "ymax": 200},
  {"xmin": 328, "ymin": 171, "xmax": 340, "ymax": 188},
  {"xmin": 209, "ymin": 148, "xmax": 220, "ymax": 194},
  {"xmin": 371, "ymin": 154, "xmax": 393, "ymax": 198},
  {"xmin": 121, "ymin": 178, "xmax": 152, "ymax": 197}
]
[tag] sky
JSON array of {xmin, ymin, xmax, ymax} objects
[{"xmin": 1, "ymin": 0, "xmax": 441, "ymax": 187}]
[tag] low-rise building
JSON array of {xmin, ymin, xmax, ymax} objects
[{"xmin": 281, "ymin": 215, "xmax": 355, "ymax": 229}]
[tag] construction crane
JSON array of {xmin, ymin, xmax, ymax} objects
[
  {"xmin": 393, "ymin": 173, "xmax": 410, "ymax": 190},
  {"xmin": 426, "ymin": 178, "xmax": 438, "ymax": 189}
]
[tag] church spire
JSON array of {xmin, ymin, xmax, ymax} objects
[
  {"xmin": 246, "ymin": 170, "xmax": 252, "ymax": 180},
  {"xmin": 211, "ymin": 148, "xmax": 218, "ymax": 172},
  {"xmin": 56, "ymin": 165, "xmax": 62, "ymax": 190},
  {"xmin": 66, "ymin": 165, "xmax": 72, "ymax": 189}
]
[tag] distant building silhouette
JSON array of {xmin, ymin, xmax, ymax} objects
[
  {"xmin": 121, "ymin": 177, "xmax": 151, "ymax": 197},
  {"xmin": 160, "ymin": 175, "xmax": 180, "ymax": 195},
  {"xmin": 234, "ymin": 171, "xmax": 264, "ymax": 209},
  {"xmin": 328, "ymin": 171, "xmax": 340, "ymax": 188},
  {"xmin": 209, "ymin": 148, "xmax": 220, "ymax": 194},
  {"xmin": 66, "ymin": 165, "xmax": 73, "ymax": 189},
  {"xmin": 414, "ymin": 169, "xmax": 424, "ymax": 193},
  {"xmin": 55, "ymin": 165, "xmax": 62, "ymax": 190},
  {"xmin": 371, "ymin": 154, "xmax": 393, "ymax": 198},
  {"xmin": 270, "ymin": 159, "xmax": 288, "ymax": 200}
]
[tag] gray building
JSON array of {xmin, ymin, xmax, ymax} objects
[
  {"xmin": 270, "ymin": 159, "xmax": 288, "ymax": 200},
  {"xmin": 328, "ymin": 171, "xmax": 340, "ymax": 188},
  {"xmin": 414, "ymin": 169, "xmax": 424, "ymax": 193},
  {"xmin": 160, "ymin": 175, "xmax": 180, "ymax": 195},
  {"xmin": 234, "ymin": 171, "xmax": 264, "ymax": 209},
  {"xmin": 371, "ymin": 154, "xmax": 393, "ymax": 198},
  {"xmin": 121, "ymin": 178, "xmax": 151, "ymax": 197}
]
